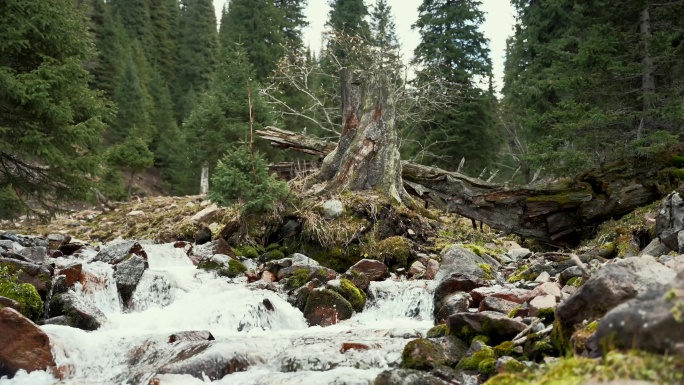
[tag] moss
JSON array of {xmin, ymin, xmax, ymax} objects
[
  {"xmin": 226, "ymin": 260, "xmax": 247, "ymax": 278},
  {"xmin": 566, "ymin": 277, "xmax": 585, "ymax": 288},
  {"xmin": 465, "ymin": 244, "xmax": 486, "ymax": 256},
  {"xmin": 310, "ymin": 247, "xmax": 362, "ymax": 273},
  {"xmin": 401, "ymin": 339, "xmax": 446, "ymax": 370},
  {"xmin": 665, "ymin": 288, "xmax": 678, "ymax": 302},
  {"xmin": 472, "ymin": 335, "xmax": 491, "ymax": 345},
  {"xmin": 457, "ymin": 346, "xmax": 495, "ymax": 371},
  {"xmin": 671, "ymin": 301, "xmax": 684, "ymax": 323},
  {"xmin": 262, "ymin": 249, "xmax": 285, "ymax": 261},
  {"xmin": 502, "ymin": 359, "xmax": 526, "ymax": 374},
  {"xmin": 550, "ymin": 318, "xmax": 572, "ymax": 356},
  {"xmin": 536, "ymin": 307, "xmax": 556, "ymax": 323},
  {"xmin": 331, "ymin": 278, "xmax": 367, "ymax": 312},
  {"xmin": 478, "ymin": 263, "xmax": 493, "ymax": 280},
  {"xmin": 266, "ymin": 243, "xmax": 280, "ymax": 251},
  {"xmin": 493, "ymin": 341, "xmax": 515, "ymax": 357},
  {"xmin": 508, "ymin": 305, "xmax": 522, "ymax": 318},
  {"xmin": 671, "ymin": 155, "xmax": 684, "ymax": 168},
  {"xmin": 0, "ymin": 266, "xmax": 44, "ymax": 321},
  {"xmin": 366, "ymin": 236, "xmax": 412, "ymax": 268},
  {"xmin": 285, "ymin": 268, "xmax": 311, "ymax": 291},
  {"xmin": 427, "ymin": 324, "xmax": 448, "ymax": 338},
  {"xmin": 507, "ymin": 264, "xmax": 536, "ymax": 283},
  {"xmin": 235, "ymin": 245, "xmax": 259, "ymax": 259},
  {"xmin": 533, "ymin": 340, "xmax": 556, "ymax": 357},
  {"xmin": 479, "ymin": 358, "xmax": 497, "ymax": 375},
  {"xmin": 671, "ymin": 168, "xmax": 684, "ymax": 179}
]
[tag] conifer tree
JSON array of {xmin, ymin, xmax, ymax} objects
[
  {"xmin": 89, "ymin": 0, "xmax": 127, "ymax": 98},
  {"xmin": 370, "ymin": 0, "xmax": 402, "ymax": 72},
  {"xmin": 148, "ymin": 0, "xmax": 179, "ymax": 85},
  {"xmin": 0, "ymin": 0, "xmax": 108, "ymax": 217},
  {"xmin": 275, "ymin": 0, "xmax": 309, "ymax": 52},
  {"xmin": 110, "ymin": 0, "xmax": 152, "ymax": 48},
  {"xmin": 110, "ymin": 56, "xmax": 152, "ymax": 144},
  {"xmin": 326, "ymin": 0, "xmax": 371, "ymax": 61}
]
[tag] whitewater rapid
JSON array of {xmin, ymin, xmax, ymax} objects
[{"xmin": 1, "ymin": 244, "xmax": 435, "ymax": 385}]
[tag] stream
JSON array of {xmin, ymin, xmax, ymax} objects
[{"xmin": 2, "ymin": 244, "xmax": 435, "ymax": 385}]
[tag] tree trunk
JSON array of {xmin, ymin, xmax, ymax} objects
[
  {"xmin": 313, "ymin": 69, "xmax": 412, "ymax": 205},
  {"xmin": 639, "ymin": 6, "xmax": 655, "ymax": 140}
]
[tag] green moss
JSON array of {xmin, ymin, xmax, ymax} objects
[
  {"xmin": 536, "ymin": 307, "xmax": 556, "ymax": 323},
  {"xmin": 472, "ymin": 335, "xmax": 491, "ymax": 345},
  {"xmin": 0, "ymin": 266, "xmax": 43, "ymax": 321},
  {"xmin": 502, "ymin": 359, "xmax": 526, "ymax": 373},
  {"xmin": 665, "ymin": 288, "xmax": 679, "ymax": 302},
  {"xmin": 566, "ymin": 277, "xmax": 585, "ymax": 288},
  {"xmin": 331, "ymin": 278, "xmax": 367, "ymax": 312},
  {"xmin": 235, "ymin": 245, "xmax": 259, "ymax": 259},
  {"xmin": 465, "ymin": 244, "xmax": 486, "ymax": 256},
  {"xmin": 367, "ymin": 236, "xmax": 412, "ymax": 268},
  {"xmin": 671, "ymin": 168, "xmax": 684, "ymax": 179},
  {"xmin": 457, "ymin": 346, "xmax": 495, "ymax": 371},
  {"xmin": 285, "ymin": 268, "xmax": 311, "ymax": 291},
  {"xmin": 493, "ymin": 341, "xmax": 515, "ymax": 357},
  {"xmin": 262, "ymin": 249, "xmax": 285, "ymax": 261},
  {"xmin": 478, "ymin": 263, "xmax": 493, "ymax": 280},
  {"xmin": 226, "ymin": 260, "xmax": 247, "ymax": 278},
  {"xmin": 671, "ymin": 301, "xmax": 684, "ymax": 323},
  {"xmin": 479, "ymin": 358, "xmax": 497, "ymax": 375},
  {"xmin": 427, "ymin": 324, "xmax": 448, "ymax": 338},
  {"xmin": 266, "ymin": 243, "xmax": 280, "ymax": 251},
  {"xmin": 508, "ymin": 305, "xmax": 522, "ymax": 318},
  {"xmin": 551, "ymin": 318, "xmax": 572, "ymax": 356},
  {"xmin": 507, "ymin": 264, "xmax": 536, "ymax": 283},
  {"xmin": 671, "ymin": 155, "xmax": 684, "ymax": 168},
  {"xmin": 401, "ymin": 338, "xmax": 446, "ymax": 370},
  {"xmin": 533, "ymin": 340, "xmax": 556, "ymax": 357},
  {"xmin": 310, "ymin": 247, "xmax": 362, "ymax": 273}
]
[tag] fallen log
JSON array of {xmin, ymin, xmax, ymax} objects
[{"xmin": 257, "ymin": 127, "xmax": 666, "ymax": 246}]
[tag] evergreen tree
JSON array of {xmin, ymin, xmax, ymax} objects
[
  {"xmin": 148, "ymin": 0, "xmax": 179, "ymax": 85},
  {"xmin": 275, "ymin": 0, "xmax": 309, "ymax": 52},
  {"xmin": 409, "ymin": 0, "xmax": 499, "ymax": 173},
  {"xmin": 107, "ymin": 137, "xmax": 155, "ymax": 199},
  {"xmin": 110, "ymin": 0, "xmax": 152, "ymax": 48},
  {"xmin": 326, "ymin": 0, "xmax": 371, "ymax": 60},
  {"xmin": 0, "ymin": 0, "xmax": 108, "ymax": 217},
  {"xmin": 174, "ymin": 0, "xmax": 219, "ymax": 123},
  {"xmin": 89, "ymin": 0, "xmax": 127, "ymax": 98},
  {"xmin": 110, "ymin": 55, "xmax": 152, "ymax": 143},
  {"xmin": 370, "ymin": 0, "xmax": 402, "ymax": 72}
]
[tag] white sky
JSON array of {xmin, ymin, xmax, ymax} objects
[{"xmin": 213, "ymin": 0, "xmax": 515, "ymax": 92}]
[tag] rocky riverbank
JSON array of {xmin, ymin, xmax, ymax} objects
[{"xmin": 1, "ymin": 192, "xmax": 684, "ymax": 384}]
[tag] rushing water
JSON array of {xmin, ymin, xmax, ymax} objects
[{"xmin": 2, "ymin": 244, "xmax": 435, "ymax": 385}]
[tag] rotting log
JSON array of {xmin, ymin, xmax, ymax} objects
[{"xmin": 257, "ymin": 127, "xmax": 665, "ymax": 246}]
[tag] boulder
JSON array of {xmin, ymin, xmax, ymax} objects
[
  {"xmin": 348, "ymin": 259, "xmax": 389, "ymax": 281},
  {"xmin": 114, "ymin": 255, "xmax": 147, "ymax": 301},
  {"xmin": 94, "ymin": 241, "xmax": 147, "ymax": 265},
  {"xmin": 0, "ymin": 307, "xmax": 55, "ymax": 378},
  {"xmin": 639, "ymin": 238, "xmax": 671, "ymax": 258},
  {"xmin": 470, "ymin": 286, "xmax": 530, "ymax": 304},
  {"xmin": 447, "ymin": 312, "xmax": 528, "ymax": 345},
  {"xmin": 506, "ymin": 248, "xmax": 532, "ymax": 262},
  {"xmin": 556, "ymin": 257, "xmax": 676, "ymax": 330},
  {"xmin": 168, "ymin": 331, "xmax": 215, "ymax": 344},
  {"xmin": 17, "ymin": 246, "xmax": 47, "ymax": 264},
  {"xmin": 0, "ymin": 258, "xmax": 52, "ymax": 299},
  {"xmin": 522, "ymin": 282, "xmax": 562, "ymax": 302},
  {"xmin": 528, "ymin": 295, "xmax": 557, "ymax": 317},
  {"xmin": 433, "ymin": 273, "xmax": 488, "ymax": 313},
  {"xmin": 342, "ymin": 270, "xmax": 370, "ymax": 292},
  {"xmin": 322, "ymin": 199, "xmax": 344, "ymax": 219},
  {"xmin": 656, "ymin": 192, "xmax": 684, "ymax": 252},
  {"xmin": 425, "ymin": 259, "xmax": 439, "ymax": 280},
  {"xmin": 436, "ymin": 246, "xmax": 493, "ymax": 281},
  {"xmin": 374, "ymin": 369, "xmax": 450, "ymax": 385},
  {"xmin": 190, "ymin": 204, "xmax": 219, "ymax": 224},
  {"xmin": 194, "ymin": 227, "xmax": 212, "ymax": 245},
  {"xmin": 303, "ymin": 288, "xmax": 353, "ymax": 326},
  {"xmin": 401, "ymin": 338, "xmax": 453, "ymax": 370},
  {"xmin": 593, "ymin": 271, "xmax": 684, "ymax": 355},
  {"xmin": 434, "ymin": 292, "xmax": 472, "ymax": 324},
  {"xmin": 408, "ymin": 261, "xmax": 427, "ymax": 278},
  {"xmin": 49, "ymin": 292, "xmax": 105, "ymax": 331},
  {"xmin": 0, "ymin": 296, "xmax": 21, "ymax": 312},
  {"xmin": 51, "ymin": 275, "xmax": 68, "ymax": 295},
  {"xmin": 55, "ymin": 262, "xmax": 82, "ymax": 287},
  {"xmin": 478, "ymin": 296, "xmax": 520, "ymax": 315}
]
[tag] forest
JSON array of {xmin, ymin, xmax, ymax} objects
[{"xmin": 3, "ymin": 0, "xmax": 683, "ymax": 219}]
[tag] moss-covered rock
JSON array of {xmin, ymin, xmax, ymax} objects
[
  {"xmin": 0, "ymin": 266, "xmax": 43, "ymax": 321},
  {"xmin": 493, "ymin": 341, "xmax": 515, "ymax": 357},
  {"xmin": 329, "ymin": 278, "xmax": 366, "ymax": 312},
  {"xmin": 366, "ymin": 236, "xmax": 412, "ymax": 268},
  {"xmin": 226, "ymin": 260, "xmax": 247, "ymax": 278},
  {"xmin": 198, "ymin": 256, "xmax": 247, "ymax": 278},
  {"xmin": 457, "ymin": 346, "xmax": 495, "ymax": 371},
  {"xmin": 262, "ymin": 249, "xmax": 285, "ymax": 261},
  {"xmin": 303, "ymin": 288, "xmax": 353, "ymax": 326},
  {"xmin": 400, "ymin": 338, "xmax": 447, "ymax": 370},
  {"xmin": 235, "ymin": 245, "xmax": 259, "ymax": 259},
  {"xmin": 426, "ymin": 324, "xmax": 448, "ymax": 338},
  {"xmin": 507, "ymin": 264, "xmax": 533, "ymax": 283},
  {"xmin": 570, "ymin": 320, "xmax": 598, "ymax": 355},
  {"xmin": 478, "ymin": 263, "xmax": 493, "ymax": 280},
  {"xmin": 285, "ymin": 268, "xmax": 311, "ymax": 291}
]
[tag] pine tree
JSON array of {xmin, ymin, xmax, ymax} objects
[
  {"xmin": 174, "ymin": 0, "xmax": 219, "ymax": 124},
  {"xmin": 409, "ymin": 0, "xmax": 499, "ymax": 173},
  {"xmin": 89, "ymin": 0, "xmax": 127, "ymax": 98},
  {"xmin": 326, "ymin": 0, "xmax": 371, "ymax": 61},
  {"xmin": 370, "ymin": 0, "xmax": 402, "ymax": 72},
  {"xmin": 275, "ymin": 0, "xmax": 309, "ymax": 52},
  {"xmin": 148, "ymin": 0, "xmax": 179, "ymax": 85},
  {"xmin": 110, "ymin": 55, "xmax": 152, "ymax": 144},
  {"xmin": 110, "ymin": 0, "xmax": 152, "ymax": 48},
  {"xmin": 0, "ymin": 0, "xmax": 109, "ymax": 217}
]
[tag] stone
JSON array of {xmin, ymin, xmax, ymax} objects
[
  {"xmin": 0, "ymin": 258, "xmax": 52, "ymax": 299},
  {"xmin": 276, "ymin": 264, "xmax": 318, "ymax": 281},
  {"xmin": 17, "ymin": 246, "xmax": 47, "ymax": 264},
  {"xmin": 435, "ymin": 292, "xmax": 472, "ymax": 324},
  {"xmin": 656, "ymin": 192, "xmax": 684, "ymax": 252},
  {"xmin": 154, "ymin": 342, "xmax": 254, "ymax": 381},
  {"xmin": 400, "ymin": 337, "xmax": 466, "ymax": 370},
  {"xmin": 260, "ymin": 271, "xmax": 276, "ymax": 283},
  {"xmin": 94, "ymin": 240, "xmax": 147, "ymax": 265},
  {"xmin": 127, "ymin": 210, "xmax": 145, "ymax": 217},
  {"xmin": 594, "ymin": 271, "xmax": 684, "ymax": 355},
  {"xmin": 190, "ymin": 204, "xmax": 219, "ymax": 224},
  {"xmin": 168, "ymin": 331, "xmax": 215, "ymax": 344},
  {"xmin": 349, "ymin": 259, "xmax": 389, "ymax": 281},
  {"xmin": 342, "ymin": 270, "xmax": 370, "ymax": 292},
  {"xmin": 194, "ymin": 227, "xmax": 212, "ymax": 245},
  {"xmin": 434, "ymin": 273, "xmax": 488, "ymax": 310},
  {"xmin": 0, "ymin": 240, "xmax": 14, "ymax": 251},
  {"xmin": 436, "ymin": 246, "xmax": 493, "ymax": 281},
  {"xmin": 0, "ymin": 307, "xmax": 56, "ymax": 378},
  {"xmin": 506, "ymin": 248, "xmax": 532, "ymax": 262},
  {"xmin": 0, "ymin": 296, "xmax": 21, "ymax": 312},
  {"xmin": 55, "ymin": 262, "xmax": 82, "ymax": 287},
  {"xmin": 535, "ymin": 271, "xmax": 551, "ymax": 283},
  {"xmin": 522, "ymin": 282, "xmax": 562, "ymax": 302},
  {"xmin": 425, "ymin": 259, "xmax": 439, "ymax": 280},
  {"xmin": 478, "ymin": 296, "xmax": 520, "ymax": 315},
  {"xmin": 447, "ymin": 311, "xmax": 527, "ymax": 345},
  {"xmin": 638, "ymin": 238, "xmax": 671, "ymax": 258},
  {"xmin": 528, "ymin": 295, "xmax": 557, "ymax": 317},
  {"xmin": 374, "ymin": 369, "xmax": 451, "ymax": 385},
  {"xmin": 556, "ymin": 256, "xmax": 676, "ymax": 331},
  {"xmin": 303, "ymin": 288, "xmax": 353, "ymax": 326},
  {"xmin": 408, "ymin": 261, "xmax": 426, "ymax": 277},
  {"xmin": 114, "ymin": 255, "xmax": 147, "ymax": 301},
  {"xmin": 470, "ymin": 286, "xmax": 530, "ymax": 304},
  {"xmin": 322, "ymin": 200, "xmax": 344, "ymax": 219},
  {"xmin": 560, "ymin": 266, "xmax": 584, "ymax": 285},
  {"xmin": 42, "ymin": 316, "xmax": 69, "ymax": 326},
  {"xmin": 503, "ymin": 241, "xmax": 522, "ymax": 250},
  {"xmin": 340, "ymin": 342, "xmax": 370, "ymax": 353},
  {"xmin": 49, "ymin": 292, "xmax": 105, "ymax": 331},
  {"xmin": 51, "ymin": 275, "xmax": 68, "ymax": 295}
]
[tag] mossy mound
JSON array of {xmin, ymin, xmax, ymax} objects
[
  {"xmin": 365, "ymin": 236, "xmax": 412, "ymax": 268},
  {"xmin": 285, "ymin": 268, "xmax": 311, "ymax": 291},
  {"xmin": 0, "ymin": 266, "xmax": 43, "ymax": 320},
  {"xmin": 330, "ymin": 278, "xmax": 366, "ymax": 312},
  {"xmin": 198, "ymin": 258, "xmax": 247, "ymax": 279},
  {"xmin": 457, "ymin": 346, "xmax": 495, "ymax": 371},
  {"xmin": 400, "ymin": 338, "xmax": 447, "ymax": 370},
  {"xmin": 426, "ymin": 324, "xmax": 448, "ymax": 338},
  {"xmin": 235, "ymin": 245, "xmax": 259, "ymax": 259}
]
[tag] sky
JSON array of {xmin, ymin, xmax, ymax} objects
[{"xmin": 213, "ymin": 0, "xmax": 516, "ymax": 92}]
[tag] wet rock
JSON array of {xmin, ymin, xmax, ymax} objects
[
  {"xmin": 594, "ymin": 271, "xmax": 684, "ymax": 355},
  {"xmin": 656, "ymin": 192, "xmax": 684, "ymax": 252},
  {"xmin": 168, "ymin": 331, "xmax": 215, "ymax": 344},
  {"xmin": 58, "ymin": 243, "xmax": 83, "ymax": 256},
  {"xmin": 55, "ymin": 262, "xmax": 82, "ymax": 287},
  {"xmin": 303, "ymin": 288, "xmax": 353, "ymax": 326},
  {"xmin": 277, "ymin": 264, "xmax": 318, "ymax": 281},
  {"xmin": 470, "ymin": 286, "xmax": 530, "ymax": 304},
  {"xmin": 434, "ymin": 292, "xmax": 471, "ymax": 324},
  {"xmin": 478, "ymin": 296, "xmax": 520, "ymax": 315},
  {"xmin": 47, "ymin": 234, "xmax": 66, "ymax": 249},
  {"xmin": 0, "ymin": 233, "xmax": 43, "ymax": 248},
  {"xmin": 194, "ymin": 227, "xmax": 212, "ymax": 245},
  {"xmin": 17, "ymin": 246, "xmax": 47, "ymax": 264},
  {"xmin": 348, "ymin": 259, "xmax": 389, "ymax": 281},
  {"xmin": 434, "ymin": 273, "xmax": 488, "ymax": 311},
  {"xmin": 340, "ymin": 342, "xmax": 370, "ymax": 353},
  {"xmin": 0, "ymin": 296, "xmax": 21, "ymax": 312},
  {"xmin": 401, "ymin": 338, "xmax": 456, "ymax": 370},
  {"xmin": 639, "ymin": 238, "xmax": 671, "ymax": 258},
  {"xmin": 447, "ymin": 311, "xmax": 528, "ymax": 345},
  {"xmin": 190, "ymin": 204, "xmax": 219, "ymax": 224},
  {"xmin": 260, "ymin": 271, "xmax": 276, "ymax": 283},
  {"xmin": 154, "ymin": 342, "xmax": 255, "ymax": 381},
  {"xmin": 425, "ymin": 259, "xmax": 439, "ymax": 280},
  {"xmin": 288, "ymin": 285, "xmax": 311, "ymax": 312},
  {"xmin": 408, "ymin": 261, "xmax": 426, "ymax": 278},
  {"xmin": 342, "ymin": 270, "xmax": 370, "ymax": 292},
  {"xmin": 327, "ymin": 278, "xmax": 366, "ymax": 313},
  {"xmin": 52, "ymin": 275, "xmax": 68, "ymax": 295},
  {"xmin": 0, "ymin": 258, "xmax": 52, "ymax": 299},
  {"xmin": 114, "ymin": 255, "xmax": 147, "ymax": 302},
  {"xmin": 506, "ymin": 248, "xmax": 532, "ymax": 262},
  {"xmin": 0, "ymin": 307, "xmax": 56, "ymax": 378},
  {"xmin": 0, "ymin": 240, "xmax": 14, "ymax": 251},
  {"xmin": 49, "ymin": 292, "xmax": 105, "ymax": 331},
  {"xmin": 322, "ymin": 199, "xmax": 344, "ymax": 219},
  {"xmin": 94, "ymin": 241, "xmax": 147, "ymax": 265},
  {"xmin": 436, "ymin": 246, "xmax": 493, "ymax": 281},
  {"xmin": 42, "ymin": 316, "xmax": 69, "ymax": 326},
  {"xmin": 374, "ymin": 369, "xmax": 450, "ymax": 385},
  {"xmin": 556, "ymin": 256, "xmax": 676, "ymax": 331}
]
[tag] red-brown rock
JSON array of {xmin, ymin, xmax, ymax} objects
[
  {"xmin": 56, "ymin": 262, "xmax": 82, "ymax": 287},
  {"xmin": 478, "ymin": 296, "xmax": 520, "ymax": 314},
  {"xmin": 340, "ymin": 342, "xmax": 371, "ymax": 353},
  {"xmin": 0, "ymin": 296, "xmax": 21, "ymax": 313},
  {"xmin": 349, "ymin": 259, "xmax": 389, "ymax": 281},
  {"xmin": 470, "ymin": 286, "xmax": 530, "ymax": 304},
  {"xmin": 260, "ymin": 271, "xmax": 276, "ymax": 283},
  {"xmin": 0, "ymin": 307, "xmax": 56, "ymax": 378}
]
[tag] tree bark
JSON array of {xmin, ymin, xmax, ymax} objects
[{"xmin": 256, "ymin": 127, "xmax": 666, "ymax": 246}]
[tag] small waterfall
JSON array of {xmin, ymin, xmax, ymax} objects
[
  {"xmin": 128, "ymin": 270, "xmax": 175, "ymax": 312},
  {"xmin": 72, "ymin": 261, "xmax": 122, "ymax": 315},
  {"xmin": 361, "ymin": 280, "xmax": 436, "ymax": 323}
]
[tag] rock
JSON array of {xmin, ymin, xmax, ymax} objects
[
  {"xmin": 94, "ymin": 240, "xmax": 147, "ymax": 265},
  {"xmin": 0, "ymin": 240, "xmax": 14, "ymax": 251},
  {"xmin": 433, "ymin": 273, "xmax": 488, "ymax": 312},
  {"xmin": 46, "ymin": 234, "xmax": 65, "ymax": 249},
  {"xmin": 58, "ymin": 243, "xmax": 83, "ymax": 256},
  {"xmin": 340, "ymin": 342, "xmax": 371, "ymax": 353},
  {"xmin": 260, "ymin": 271, "xmax": 276, "ymax": 283},
  {"xmin": 556, "ymin": 256, "xmax": 676, "ymax": 331},
  {"xmin": 342, "ymin": 270, "xmax": 370, "ymax": 292},
  {"xmin": 425, "ymin": 259, "xmax": 439, "ymax": 280},
  {"xmin": 288, "ymin": 285, "xmax": 311, "ymax": 312},
  {"xmin": 52, "ymin": 275, "xmax": 68, "ymax": 295},
  {"xmin": 168, "ymin": 331, "xmax": 215, "ymax": 344},
  {"xmin": 478, "ymin": 296, "xmax": 520, "ymax": 315},
  {"xmin": 276, "ymin": 264, "xmax": 318, "ymax": 281},
  {"xmin": 349, "ymin": 259, "xmax": 389, "ymax": 281},
  {"xmin": 401, "ymin": 339, "xmax": 449, "ymax": 370},
  {"xmin": 194, "ymin": 226, "xmax": 212, "ymax": 245},
  {"xmin": 560, "ymin": 266, "xmax": 584, "ymax": 285},
  {"xmin": 535, "ymin": 271, "xmax": 551, "ymax": 283},
  {"xmin": 0, "ymin": 296, "xmax": 21, "ymax": 312},
  {"xmin": 495, "ymin": 356, "xmax": 526, "ymax": 374},
  {"xmin": 656, "ymin": 192, "xmax": 684, "ymax": 252},
  {"xmin": 436, "ymin": 246, "xmax": 493, "ymax": 281},
  {"xmin": 470, "ymin": 286, "xmax": 530, "ymax": 304},
  {"xmin": 522, "ymin": 282, "xmax": 562, "ymax": 302},
  {"xmin": 303, "ymin": 288, "xmax": 353, "ymax": 326},
  {"xmin": 0, "ymin": 258, "xmax": 52, "ymax": 299},
  {"xmin": 639, "ymin": 238, "xmax": 671, "ymax": 258},
  {"xmin": 408, "ymin": 261, "xmax": 426, "ymax": 277},
  {"xmin": 594, "ymin": 271, "xmax": 684, "ymax": 355},
  {"xmin": 198, "ymin": 255, "xmax": 246, "ymax": 279},
  {"xmin": 327, "ymin": 278, "xmax": 366, "ymax": 313},
  {"xmin": 506, "ymin": 248, "xmax": 532, "ymax": 262},
  {"xmin": 55, "ymin": 262, "xmax": 82, "ymax": 287},
  {"xmin": 374, "ymin": 369, "xmax": 450, "ymax": 385},
  {"xmin": 114, "ymin": 255, "xmax": 147, "ymax": 302},
  {"xmin": 17, "ymin": 246, "xmax": 47, "ymax": 264},
  {"xmin": 154, "ymin": 342, "xmax": 254, "ymax": 381},
  {"xmin": 49, "ymin": 292, "xmax": 105, "ymax": 331},
  {"xmin": 42, "ymin": 316, "xmax": 69, "ymax": 326},
  {"xmin": 447, "ymin": 312, "xmax": 527, "ymax": 345},
  {"xmin": 435, "ymin": 292, "xmax": 472, "ymax": 324},
  {"xmin": 529, "ymin": 295, "xmax": 557, "ymax": 317},
  {"xmin": 322, "ymin": 199, "xmax": 344, "ymax": 219},
  {"xmin": 127, "ymin": 210, "xmax": 145, "ymax": 217},
  {"xmin": 0, "ymin": 307, "xmax": 56, "ymax": 378},
  {"xmin": 190, "ymin": 204, "xmax": 219, "ymax": 224}
]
